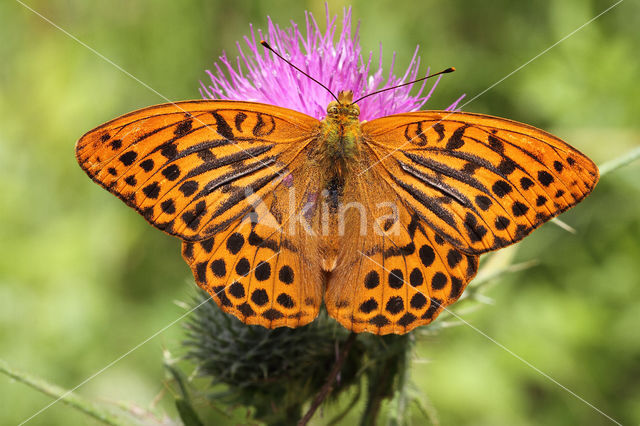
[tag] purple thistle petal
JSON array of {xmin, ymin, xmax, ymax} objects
[
  {"xmin": 201, "ymin": 7, "xmax": 462, "ymax": 121},
  {"xmin": 447, "ymin": 94, "xmax": 466, "ymax": 111}
]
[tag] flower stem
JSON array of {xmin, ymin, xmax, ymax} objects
[
  {"xmin": 298, "ymin": 332, "xmax": 358, "ymax": 425},
  {"xmin": 599, "ymin": 146, "xmax": 640, "ymax": 177},
  {"xmin": 0, "ymin": 359, "xmax": 125, "ymax": 426},
  {"xmin": 359, "ymin": 334, "xmax": 411, "ymax": 426}
]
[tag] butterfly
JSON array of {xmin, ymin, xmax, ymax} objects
[{"xmin": 76, "ymin": 88, "xmax": 598, "ymax": 335}]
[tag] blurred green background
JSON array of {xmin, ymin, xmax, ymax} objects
[{"xmin": 1, "ymin": 0, "xmax": 639, "ymax": 424}]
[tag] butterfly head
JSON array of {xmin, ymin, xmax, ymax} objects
[{"xmin": 326, "ymin": 90, "xmax": 360, "ymax": 121}]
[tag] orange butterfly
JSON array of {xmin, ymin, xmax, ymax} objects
[{"xmin": 77, "ymin": 82, "xmax": 598, "ymax": 335}]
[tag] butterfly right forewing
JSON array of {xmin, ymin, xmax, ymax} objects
[{"xmin": 362, "ymin": 111, "xmax": 599, "ymax": 255}]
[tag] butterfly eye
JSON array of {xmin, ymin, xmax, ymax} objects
[
  {"xmin": 327, "ymin": 106, "xmax": 339, "ymax": 115},
  {"xmin": 351, "ymin": 104, "xmax": 360, "ymax": 117}
]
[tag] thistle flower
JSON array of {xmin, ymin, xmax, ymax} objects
[
  {"xmin": 200, "ymin": 6, "xmax": 463, "ymax": 120},
  {"xmin": 185, "ymin": 7, "xmax": 468, "ymax": 425}
]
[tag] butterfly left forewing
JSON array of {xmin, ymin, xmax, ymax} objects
[
  {"xmin": 78, "ymin": 100, "xmax": 327, "ymax": 329},
  {"xmin": 362, "ymin": 111, "xmax": 599, "ymax": 255},
  {"xmin": 76, "ymin": 100, "xmax": 319, "ymax": 241}
]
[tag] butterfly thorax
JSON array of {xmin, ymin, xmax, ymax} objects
[{"xmin": 317, "ymin": 91, "xmax": 362, "ymax": 178}]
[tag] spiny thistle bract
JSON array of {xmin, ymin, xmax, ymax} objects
[
  {"xmin": 181, "ymin": 291, "xmax": 414, "ymax": 425},
  {"xmin": 183, "ymin": 292, "xmax": 361, "ymax": 423}
]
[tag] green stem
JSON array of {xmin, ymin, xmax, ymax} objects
[
  {"xmin": 327, "ymin": 386, "xmax": 362, "ymax": 426},
  {"xmin": 0, "ymin": 359, "xmax": 125, "ymax": 426},
  {"xmin": 359, "ymin": 334, "xmax": 411, "ymax": 426},
  {"xmin": 360, "ymin": 367, "xmax": 388, "ymax": 426},
  {"xmin": 298, "ymin": 332, "xmax": 358, "ymax": 426},
  {"xmin": 598, "ymin": 146, "xmax": 640, "ymax": 177},
  {"xmin": 389, "ymin": 334, "xmax": 413, "ymax": 426}
]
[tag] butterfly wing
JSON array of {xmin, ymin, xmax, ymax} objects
[
  {"xmin": 181, "ymin": 187, "xmax": 324, "ymax": 328},
  {"xmin": 361, "ymin": 110, "xmax": 599, "ymax": 254},
  {"xmin": 325, "ymin": 110, "xmax": 597, "ymax": 335},
  {"xmin": 325, "ymin": 159, "xmax": 478, "ymax": 334},
  {"xmin": 76, "ymin": 100, "xmax": 319, "ymax": 241},
  {"xmin": 77, "ymin": 100, "xmax": 325, "ymax": 327}
]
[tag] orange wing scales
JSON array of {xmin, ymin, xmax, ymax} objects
[
  {"xmin": 363, "ymin": 111, "xmax": 599, "ymax": 255},
  {"xmin": 326, "ymin": 204, "xmax": 479, "ymax": 334},
  {"xmin": 181, "ymin": 207, "xmax": 323, "ymax": 329},
  {"xmin": 78, "ymin": 101, "xmax": 598, "ymax": 335},
  {"xmin": 76, "ymin": 100, "xmax": 318, "ymax": 241}
]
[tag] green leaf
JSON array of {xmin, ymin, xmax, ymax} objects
[{"xmin": 175, "ymin": 399, "xmax": 205, "ymax": 426}]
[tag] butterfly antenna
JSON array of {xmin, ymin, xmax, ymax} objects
[
  {"xmin": 353, "ymin": 67, "xmax": 456, "ymax": 104},
  {"xmin": 260, "ymin": 40, "xmax": 340, "ymax": 103}
]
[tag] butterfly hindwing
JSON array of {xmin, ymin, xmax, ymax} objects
[
  {"xmin": 324, "ymin": 164, "xmax": 479, "ymax": 334},
  {"xmin": 362, "ymin": 111, "xmax": 599, "ymax": 255},
  {"xmin": 76, "ymin": 100, "xmax": 319, "ymax": 241},
  {"xmin": 181, "ymin": 189, "xmax": 324, "ymax": 328}
]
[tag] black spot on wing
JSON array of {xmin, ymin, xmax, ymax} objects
[
  {"xmin": 359, "ymin": 298, "xmax": 378, "ymax": 313},
  {"xmin": 410, "ymin": 293, "xmax": 427, "ymax": 309},
  {"xmin": 538, "ymin": 170, "xmax": 554, "ymax": 186},
  {"xmin": 497, "ymin": 158, "xmax": 517, "ymax": 175},
  {"xmin": 445, "ymin": 125, "xmax": 467, "ymax": 150},
  {"xmin": 160, "ymin": 199, "xmax": 176, "ymax": 214},
  {"xmin": 488, "ymin": 134, "xmax": 504, "ymax": 153},
  {"xmin": 174, "ymin": 119, "xmax": 193, "ymax": 137},
  {"xmin": 142, "ymin": 182, "xmax": 160, "ymax": 199},
  {"xmin": 253, "ymin": 113, "xmax": 276, "ymax": 137},
  {"xmin": 364, "ymin": 270, "xmax": 380, "ymax": 289},
  {"xmin": 520, "ymin": 177, "xmax": 534, "ymax": 190},
  {"xmin": 161, "ymin": 164, "xmax": 180, "ymax": 181},
  {"xmin": 140, "ymin": 159, "xmax": 154, "ymax": 172},
  {"xmin": 492, "ymin": 180, "xmax": 512, "ymax": 197},
  {"xmin": 369, "ymin": 315, "xmax": 390, "ymax": 327},
  {"xmin": 211, "ymin": 111, "xmax": 234, "ymax": 140},
  {"xmin": 463, "ymin": 213, "xmax": 488, "ymax": 243},
  {"xmin": 234, "ymin": 112, "xmax": 247, "ymax": 132},
  {"xmin": 179, "ymin": 180, "xmax": 198, "ymax": 197},
  {"xmin": 229, "ymin": 282, "xmax": 245, "ymax": 298},
  {"xmin": 119, "ymin": 151, "xmax": 137, "ymax": 166},
  {"xmin": 181, "ymin": 200, "xmax": 207, "ymax": 230},
  {"xmin": 432, "ymin": 122, "xmax": 445, "ymax": 141},
  {"xmin": 385, "ymin": 296, "xmax": 404, "ymax": 314},
  {"xmin": 475, "ymin": 195, "xmax": 492, "ymax": 211}
]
